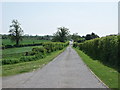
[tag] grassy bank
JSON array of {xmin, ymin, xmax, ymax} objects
[
  {"xmin": 2, "ymin": 48, "xmax": 66, "ymax": 76},
  {"xmin": 74, "ymin": 48, "xmax": 118, "ymax": 88}
]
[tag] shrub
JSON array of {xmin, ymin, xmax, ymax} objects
[
  {"xmin": 32, "ymin": 47, "xmax": 47, "ymax": 55},
  {"xmin": 73, "ymin": 35, "xmax": 119, "ymax": 70},
  {"xmin": 20, "ymin": 56, "xmax": 37, "ymax": 62},
  {"xmin": 42, "ymin": 42, "xmax": 68, "ymax": 53},
  {"xmin": 2, "ymin": 59, "xmax": 19, "ymax": 65}
]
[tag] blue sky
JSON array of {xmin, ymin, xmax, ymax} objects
[{"xmin": 2, "ymin": 2, "xmax": 118, "ymax": 36}]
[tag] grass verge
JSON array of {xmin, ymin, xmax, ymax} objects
[
  {"xmin": 74, "ymin": 47, "xmax": 118, "ymax": 88},
  {"xmin": 2, "ymin": 48, "xmax": 66, "ymax": 77}
]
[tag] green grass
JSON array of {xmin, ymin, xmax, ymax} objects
[
  {"xmin": 2, "ymin": 53, "xmax": 23, "ymax": 59},
  {"xmin": 2, "ymin": 48, "xmax": 65, "ymax": 76},
  {"xmin": 2, "ymin": 46, "xmax": 42, "ymax": 55},
  {"xmin": 2, "ymin": 39, "xmax": 50, "ymax": 45},
  {"xmin": 2, "ymin": 46, "xmax": 42, "ymax": 59},
  {"xmin": 74, "ymin": 47, "xmax": 118, "ymax": 88}
]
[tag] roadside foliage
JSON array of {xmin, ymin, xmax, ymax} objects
[
  {"xmin": 2, "ymin": 42, "xmax": 69, "ymax": 65},
  {"xmin": 73, "ymin": 35, "xmax": 119, "ymax": 71}
]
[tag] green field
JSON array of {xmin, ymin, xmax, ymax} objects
[
  {"xmin": 1, "ymin": 38, "xmax": 51, "ymax": 60},
  {"xmin": 2, "ymin": 39, "xmax": 50, "ymax": 45},
  {"xmin": 2, "ymin": 46, "xmax": 42, "ymax": 55},
  {"xmin": 2, "ymin": 48, "xmax": 65, "ymax": 76},
  {"xmin": 2, "ymin": 46, "xmax": 42, "ymax": 59},
  {"xmin": 74, "ymin": 48, "xmax": 118, "ymax": 88}
]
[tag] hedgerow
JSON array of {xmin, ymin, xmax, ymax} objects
[
  {"xmin": 2, "ymin": 42, "xmax": 69, "ymax": 65},
  {"xmin": 42, "ymin": 42, "xmax": 68, "ymax": 53},
  {"xmin": 73, "ymin": 35, "xmax": 119, "ymax": 71},
  {"xmin": 2, "ymin": 59, "xmax": 19, "ymax": 64}
]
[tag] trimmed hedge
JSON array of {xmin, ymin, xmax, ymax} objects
[
  {"xmin": 2, "ymin": 42, "xmax": 69, "ymax": 65},
  {"xmin": 73, "ymin": 35, "xmax": 119, "ymax": 70},
  {"xmin": 42, "ymin": 42, "xmax": 68, "ymax": 53}
]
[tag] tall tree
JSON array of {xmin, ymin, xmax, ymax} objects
[
  {"xmin": 52, "ymin": 27, "xmax": 69, "ymax": 42},
  {"xmin": 9, "ymin": 20, "xmax": 23, "ymax": 46}
]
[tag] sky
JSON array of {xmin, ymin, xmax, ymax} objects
[{"xmin": 1, "ymin": 1, "xmax": 118, "ymax": 37}]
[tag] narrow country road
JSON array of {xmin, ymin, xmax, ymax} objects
[{"xmin": 2, "ymin": 46, "xmax": 107, "ymax": 88}]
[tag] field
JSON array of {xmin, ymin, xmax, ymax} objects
[
  {"xmin": 2, "ymin": 46, "xmax": 42, "ymax": 59},
  {"xmin": 2, "ymin": 38, "xmax": 50, "ymax": 45},
  {"xmin": 1, "ymin": 38, "xmax": 45, "ymax": 63}
]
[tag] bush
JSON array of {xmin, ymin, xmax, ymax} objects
[
  {"xmin": 2, "ymin": 59, "xmax": 19, "ymax": 65},
  {"xmin": 73, "ymin": 35, "xmax": 119, "ymax": 70},
  {"xmin": 20, "ymin": 56, "xmax": 37, "ymax": 62},
  {"xmin": 32, "ymin": 47, "xmax": 47, "ymax": 55},
  {"xmin": 42, "ymin": 42, "xmax": 69, "ymax": 53}
]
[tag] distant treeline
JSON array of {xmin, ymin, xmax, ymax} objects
[
  {"xmin": 1, "ymin": 34, "xmax": 53, "ymax": 40},
  {"xmin": 1, "ymin": 34, "xmax": 53, "ymax": 49},
  {"xmin": 71, "ymin": 32, "xmax": 100, "ymax": 43}
]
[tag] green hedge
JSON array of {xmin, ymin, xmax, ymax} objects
[
  {"xmin": 42, "ymin": 42, "xmax": 68, "ymax": 53},
  {"xmin": 73, "ymin": 35, "xmax": 119, "ymax": 71},
  {"xmin": 2, "ymin": 42, "xmax": 69, "ymax": 65}
]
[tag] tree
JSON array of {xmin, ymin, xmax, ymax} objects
[
  {"xmin": 52, "ymin": 27, "xmax": 69, "ymax": 42},
  {"xmin": 71, "ymin": 33, "xmax": 85, "ymax": 43},
  {"xmin": 85, "ymin": 32, "xmax": 99, "ymax": 40},
  {"xmin": 91, "ymin": 32, "xmax": 99, "ymax": 39},
  {"xmin": 85, "ymin": 34, "xmax": 91, "ymax": 40},
  {"xmin": 9, "ymin": 20, "xmax": 23, "ymax": 46},
  {"xmin": 71, "ymin": 33, "xmax": 80, "ymax": 42}
]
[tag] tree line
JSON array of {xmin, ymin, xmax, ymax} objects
[{"xmin": 4, "ymin": 19, "xmax": 100, "ymax": 46}]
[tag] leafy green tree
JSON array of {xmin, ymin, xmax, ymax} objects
[
  {"xmin": 91, "ymin": 32, "xmax": 99, "ymax": 39},
  {"xmin": 71, "ymin": 33, "xmax": 80, "ymax": 42},
  {"xmin": 52, "ymin": 27, "xmax": 70, "ymax": 42},
  {"xmin": 9, "ymin": 20, "xmax": 23, "ymax": 46},
  {"xmin": 85, "ymin": 34, "xmax": 91, "ymax": 40},
  {"xmin": 85, "ymin": 32, "xmax": 99, "ymax": 40},
  {"xmin": 71, "ymin": 33, "xmax": 85, "ymax": 43}
]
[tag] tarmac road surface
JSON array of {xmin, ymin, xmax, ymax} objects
[{"xmin": 2, "ymin": 46, "xmax": 107, "ymax": 88}]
